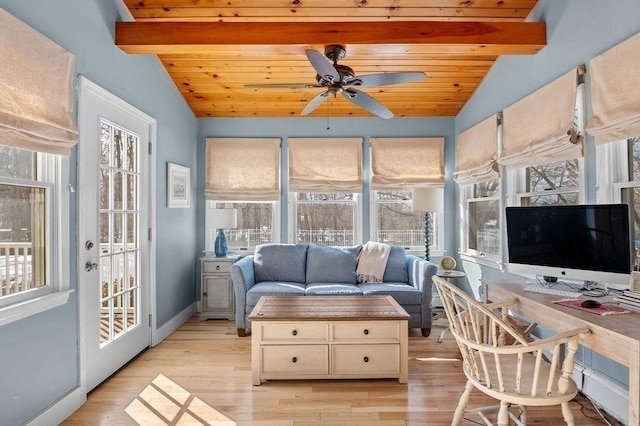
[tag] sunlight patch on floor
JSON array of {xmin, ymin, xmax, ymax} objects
[
  {"xmin": 415, "ymin": 357, "xmax": 461, "ymax": 362},
  {"xmin": 125, "ymin": 374, "xmax": 237, "ymax": 425}
]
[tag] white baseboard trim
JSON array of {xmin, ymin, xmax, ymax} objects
[
  {"xmin": 26, "ymin": 386, "xmax": 85, "ymax": 426},
  {"xmin": 581, "ymin": 367, "xmax": 628, "ymax": 424},
  {"xmin": 154, "ymin": 302, "xmax": 197, "ymax": 345}
]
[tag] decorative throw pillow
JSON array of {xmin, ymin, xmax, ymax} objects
[
  {"xmin": 253, "ymin": 243, "xmax": 308, "ymax": 283},
  {"xmin": 382, "ymin": 246, "xmax": 409, "ymax": 283},
  {"xmin": 306, "ymin": 245, "xmax": 361, "ymax": 284}
]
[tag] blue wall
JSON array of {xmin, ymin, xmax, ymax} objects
[
  {"xmin": 0, "ymin": 1, "xmax": 198, "ymax": 424},
  {"xmin": 455, "ymin": 0, "xmax": 640, "ymax": 391}
]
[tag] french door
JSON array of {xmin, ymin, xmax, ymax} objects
[{"xmin": 78, "ymin": 77, "xmax": 155, "ymax": 391}]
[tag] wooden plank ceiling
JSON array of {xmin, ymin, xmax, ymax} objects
[{"xmin": 117, "ymin": 0, "xmax": 544, "ymax": 118}]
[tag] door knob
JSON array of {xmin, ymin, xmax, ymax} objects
[
  {"xmin": 85, "ymin": 261, "xmax": 98, "ymax": 272},
  {"xmin": 85, "ymin": 240, "xmax": 94, "ymax": 250}
]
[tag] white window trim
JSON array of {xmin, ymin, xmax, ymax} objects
[
  {"xmin": 0, "ymin": 155, "xmax": 72, "ymax": 326},
  {"xmin": 288, "ymin": 192, "xmax": 362, "ymax": 245}
]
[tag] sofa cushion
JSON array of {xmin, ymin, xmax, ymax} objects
[
  {"xmin": 246, "ymin": 281, "xmax": 306, "ymax": 306},
  {"xmin": 254, "ymin": 243, "xmax": 308, "ymax": 283},
  {"xmin": 358, "ymin": 282, "xmax": 421, "ymax": 305},
  {"xmin": 306, "ymin": 245, "xmax": 361, "ymax": 284},
  {"xmin": 382, "ymin": 246, "xmax": 409, "ymax": 283},
  {"xmin": 305, "ymin": 282, "xmax": 363, "ymax": 296}
]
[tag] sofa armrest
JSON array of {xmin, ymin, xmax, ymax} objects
[
  {"xmin": 406, "ymin": 255, "xmax": 437, "ymax": 304},
  {"xmin": 230, "ymin": 256, "xmax": 255, "ymax": 330}
]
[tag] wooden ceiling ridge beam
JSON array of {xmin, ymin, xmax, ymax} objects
[{"xmin": 116, "ymin": 21, "xmax": 546, "ymax": 54}]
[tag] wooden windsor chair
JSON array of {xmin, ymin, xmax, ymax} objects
[{"xmin": 432, "ymin": 276, "xmax": 590, "ymax": 426}]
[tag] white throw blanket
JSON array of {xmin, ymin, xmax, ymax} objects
[{"xmin": 356, "ymin": 242, "xmax": 391, "ymax": 283}]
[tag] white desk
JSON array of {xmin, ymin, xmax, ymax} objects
[{"xmin": 484, "ymin": 279, "xmax": 640, "ymax": 425}]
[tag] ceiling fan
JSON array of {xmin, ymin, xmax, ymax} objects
[{"xmin": 245, "ymin": 45, "xmax": 427, "ymax": 119}]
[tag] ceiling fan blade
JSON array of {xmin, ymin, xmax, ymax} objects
[
  {"xmin": 305, "ymin": 49, "xmax": 340, "ymax": 84},
  {"xmin": 301, "ymin": 90, "xmax": 331, "ymax": 116},
  {"xmin": 349, "ymin": 72, "xmax": 427, "ymax": 88},
  {"xmin": 342, "ymin": 89, "xmax": 394, "ymax": 119},
  {"xmin": 245, "ymin": 83, "xmax": 323, "ymax": 89}
]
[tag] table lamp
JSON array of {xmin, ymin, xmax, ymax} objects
[
  {"xmin": 207, "ymin": 208, "xmax": 237, "ymax": 257},
  {"xmin": 412, "ymin": 187, "xmax": 444, "ymax": 261}
]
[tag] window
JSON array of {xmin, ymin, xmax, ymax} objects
[
  {"xmin": 0, "ymin": 146, "xmax": 68, "ymax": 310},
  {"xmin": 611, "ymin": 136, "xmax": 640, "ymax": 271},
  {"xmin": 515, "ymin": 159, "xmax": 582, "ymax": 206},
  {"xmin": 462, "ymin": 179, "xmax": 500, "ymax": 258},
  {"xmin": 209, "ymin": 200, "xmax": 278, "ymax": 250},
  {"xmin": 292, "ymin": 192, "xmax": 358, "ymax": 246},
  {"xmin": 373, "ymin": 191, "xmax": 438, "ymax": 252}
]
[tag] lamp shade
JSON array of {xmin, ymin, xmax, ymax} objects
[
  {"xmin": 412, "ymin": 187, "xmax": 444, "ymax": 213},
  {"xmin": 207, "ymin": 208, "xmax": 238, "ymax": 229}
]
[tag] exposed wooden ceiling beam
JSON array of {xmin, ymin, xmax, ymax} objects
[{"xmin": 116, "ymin": 21, "xmax": 546, "ymax": 55}]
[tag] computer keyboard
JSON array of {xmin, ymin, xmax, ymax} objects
[{"xmin": 523, "ymin": 285, "xmax": 582, "ymax": 298}]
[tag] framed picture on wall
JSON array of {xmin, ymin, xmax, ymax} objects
[{"xmin": 167, "ymin": 162, "xmax": 190, "ymax": 208}]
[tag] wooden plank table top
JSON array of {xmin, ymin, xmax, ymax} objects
[{"xmin": 248, "ymin": 295, "xmax": 410, "ymax": 322}]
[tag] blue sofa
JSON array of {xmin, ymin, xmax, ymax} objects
[{"xmin": 230, "ymin": 243, "xmax": 438, "ymax": 337}]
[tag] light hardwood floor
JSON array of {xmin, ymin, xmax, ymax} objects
[{"xmin": 64, "ymin": 317, "xmax": 621, "ymax": 425}]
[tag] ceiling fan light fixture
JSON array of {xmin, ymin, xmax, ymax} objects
[{"xmin": 245, "ymin": 44, "xmax": 427, "ymax": 119}]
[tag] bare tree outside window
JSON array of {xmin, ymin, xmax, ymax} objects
[
  {"xmin": 0, "ymin": 146, "xmax": 46, "ymax": 298},
  {"xmin": 218, "ymin": 202, "xmax": 274, "ymax": 247},
  {"xmin": 523, "ymin": 159, "xmax": 580, "ymax": 206},
  {"xmin": 376, "ymin": 191, "xmax": 425, "ymax": 247},
  {"xmin": 296, "ymin": 193, "xmax": 355, "ymax": 245},
  {"xmin": 622, "ymin": 137, "xmax": 640, "ymax": 270},
  {"xmin": 468, "ymin": 180, "xmax": 500, "ymax": 255}
]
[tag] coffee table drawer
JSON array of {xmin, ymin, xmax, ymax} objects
[
  {"xmin": 331, "ymin": 344, "xmax": 400, "ymax": 375},
  {"xmin": 260, "ymin": 323, "xmax": 329, "ymax": 341},
  {"xmin": 332, "ymin": 321, "xmax": 401, "ymax": 341},
  {"xmin": 262, "ymin": 345, "xmax": 329, "ymax": 375}
]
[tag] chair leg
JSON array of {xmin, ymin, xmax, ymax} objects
[
  {"xmin": 497, "ymin": 401, "xmax": 510, "ymax": 426},
  {"xmin": 560, "ymin": 401, "xmax": 575, "ymax": 426},
  {"xmin": 452, "ymin": 380, "xmax": 473, "ymax": 425}
]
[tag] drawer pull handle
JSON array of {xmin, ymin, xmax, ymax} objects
[
  {"xmin": 363, "ymin": 356, "xmax": 369, "ymax": 363},
  {"xmin": 292, "ymin": 357, "xmax": 297, "ymax": 363},
  {"xmin": 292, "ymin": 329, "xmax": 298, "ymax": 336},
  {"xmin": 363, "ymin": 329, "xmax": 369, "ymax": 335},
  {"xmin": 216, "ymin": 265, "xmax": 220, "ymax": 270}
]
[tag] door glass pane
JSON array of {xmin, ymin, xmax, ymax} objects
[{"xmin": 99, "ymin": 119, "xmax": 141, "ymax": 346}]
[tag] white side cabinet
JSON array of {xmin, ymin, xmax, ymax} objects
[{"xmin": 200, "ymin": 256, "xmax": 239, "ymax": 321}]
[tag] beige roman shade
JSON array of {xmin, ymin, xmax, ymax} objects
[
  {"xmin": 205, "ymin": 138, "xmax": 280, "ymax": 201},
  {"xmin": 454, "ymin": 114, "xmax": 499, "ymax": 185},
  {"xmin": 288, "ymin": 138, "xmax": 362, "ymax": 193},
  {"xmin": 370, "ymin": 137, "xmax": 445, "ymax": 190},
  {"xmin": 499, "ymin": 68, "xmax": 583, "ymax": 168},
  {"xmin": 0, "ymin": 9, "xmax": 78, "ymax": 155},
  {"xmin": 587, "ymin": 31, "xmax": 640, "ymax": 145}
]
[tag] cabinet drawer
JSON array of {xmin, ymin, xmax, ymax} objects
[
  {"xmin": 262, "ymin": 345, "xmax": 329, "ymax": 375},
  {"xmin": 202, "ymin": 261, "xmax": 231, "ymax": 273},
  {"xmin": 331, "ymin": 344, "xmax": 400, "ymax": 375},
  {"xmin": 261, "ymin": 322, "xmax": 329, "ymax": 341},
  {"xmin": 332, "ymin": 321, "xmax": 401, "ymax": 341}
]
